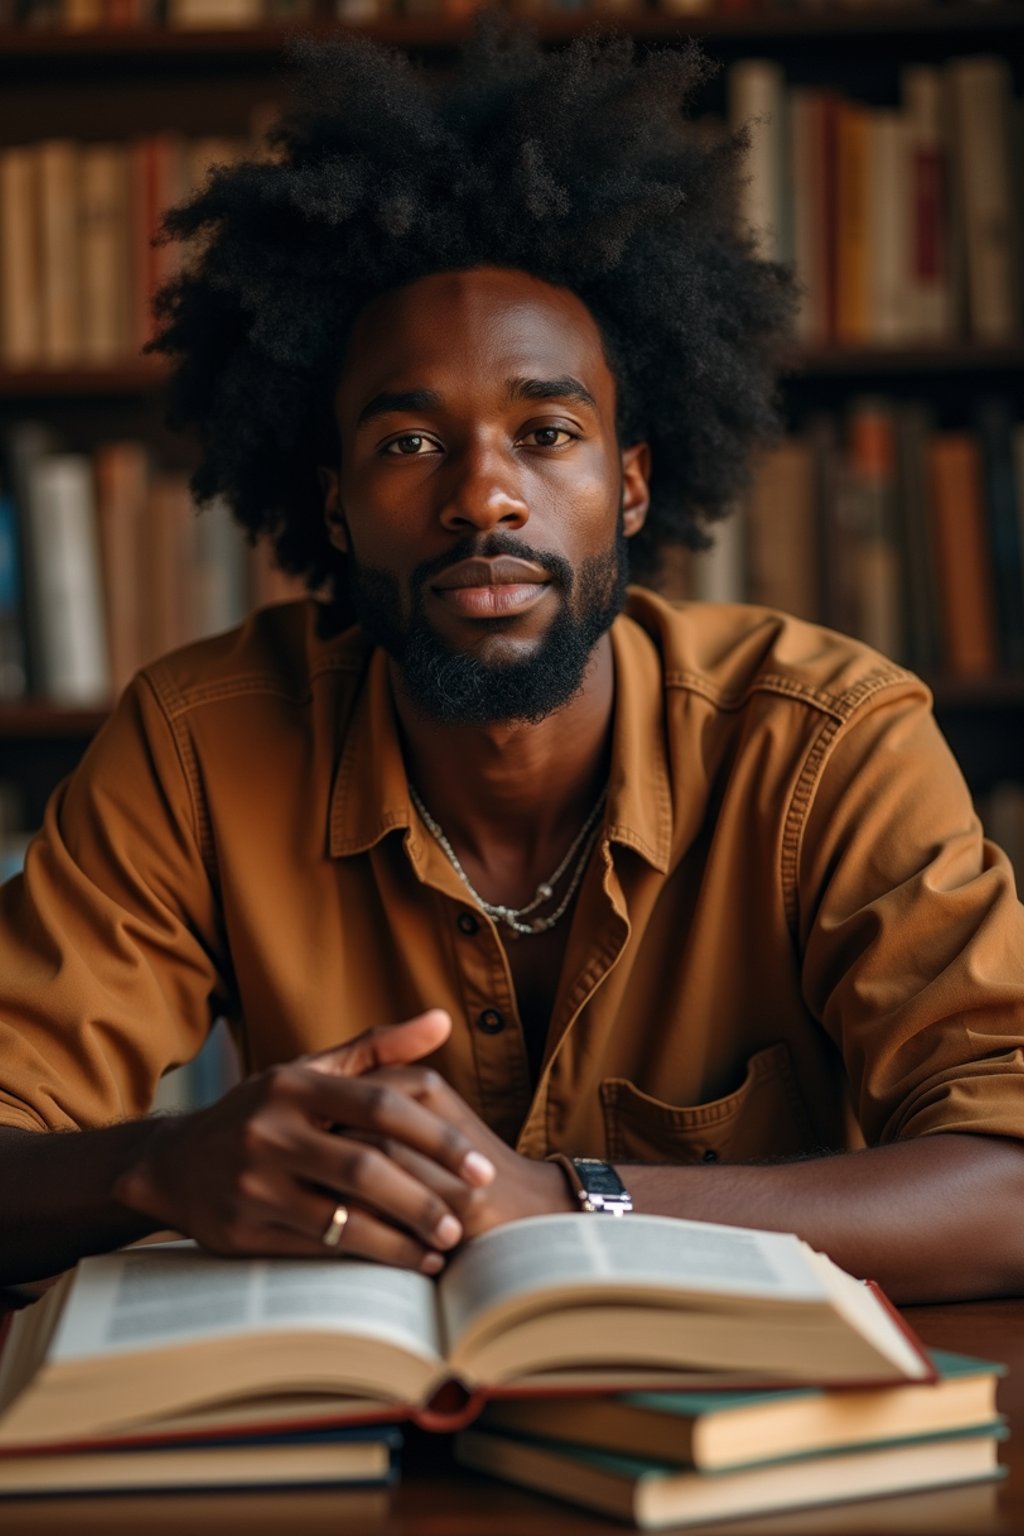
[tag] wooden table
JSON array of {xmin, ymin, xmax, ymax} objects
[{"xmin": 3, "ymin": 1299, "xmax": 1022, "ymax": 1536}]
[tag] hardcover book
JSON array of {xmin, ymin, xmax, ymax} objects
[{"xmin": 0, "ymin": 1216, "xmax": 933, "ymax": 1453}]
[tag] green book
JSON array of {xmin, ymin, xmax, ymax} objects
[
  {"xmin": 455, "ymin": 1421, "xmax": 1006, "ymax": 1530},
  {"xmin": 478, "ymin": 1350, "xmax": 1004, "ymax": 1472}
]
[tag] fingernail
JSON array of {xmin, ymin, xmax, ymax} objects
[
  {"xmin": 434, "ymin": 1214, "xmax": 462, "ymax": 1248},
  {"xmin": 421, "ymin": 1252, "xmax": 445, "ymax": 1276},
  {"xmin": 462, "ymin": 1151, "xmax": 496, "ymax": 1186}
]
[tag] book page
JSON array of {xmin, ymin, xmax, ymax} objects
[
  {"xmin": 439, "ymin": 1214, "xmax": 826, "ymax": 1352},
  {"xmin": 49, "ymin": 1245, "xmax": 442, "ymax": 1367}
]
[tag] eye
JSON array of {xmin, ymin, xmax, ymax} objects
[
  {"xmin": 520, "ymin": 426, "xmax": 577, "ymax": 449},
  {"xmin": 382, "ymin": 434, "xmax": 440, "ymax": 457}
]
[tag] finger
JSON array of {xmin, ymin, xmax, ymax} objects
[
  {"xmin": 306, "ymin": 1010, "xmax": 452, "ymax": 1079},
  {"xmin": 294, "ymin": 1071, "xmax": 495, "ymax": 1188},
  {"xmin": 209, "ymin": 1160, "xmax": 458, "ymax": 1270},
  {"xmin": 227, "ymin": 1209, "xmax": 447, "ymax": 1275},
  {"xmin": 283, "ymin": 1130, "xmax": 466, "ymax": 1251},
  {"xmin": 372, "ymin": 1137, "xmax": 480, "ymax": 1217}
]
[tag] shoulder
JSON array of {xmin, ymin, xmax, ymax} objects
[
  {"xmin": 137, "ymin": 601, "xmax": 372, "ymax": 725},
  {"xmin": 620, "ymin": 586, "xmax": 928, "ymax": 726}
]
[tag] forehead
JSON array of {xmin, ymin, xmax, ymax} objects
[{"xmin": 336, "ymin": 267, "xmax": 614, "ymax": 410}]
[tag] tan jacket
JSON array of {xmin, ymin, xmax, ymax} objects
[{"xmin": 2, "ymin": 588, "xmax": 1022, "ymax": 1161}]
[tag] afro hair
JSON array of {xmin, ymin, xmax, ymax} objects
[{"xmin": 150, "ymin": 20, "xmax": 799, "ymax": 617}]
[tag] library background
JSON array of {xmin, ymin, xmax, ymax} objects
[{"xmin": 0, "ymin": 1, "xmax": 1022, "ymax": 1107}]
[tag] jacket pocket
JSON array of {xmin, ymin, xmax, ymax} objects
[{"xmin": 600, "ymin": 1042, "xmax": 816, "ymax": 1165}]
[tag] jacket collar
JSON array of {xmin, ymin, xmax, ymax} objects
[{"xmin": 328, "ymin": 599, "xmax": 672, "ymax": 874}]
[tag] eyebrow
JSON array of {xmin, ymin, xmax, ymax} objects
[
  {"xmin": 354, "ymin": 375, "xmax": 598, "ymax": 430},
  {"xmin": 355, "ymin": 389, "xmax": 443, "ymax": 429},
  {"xmin": 505, "ymin": 376, "xmax": 598, "ymax": 411}
]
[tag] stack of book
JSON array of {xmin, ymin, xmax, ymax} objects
[
  {"xmin": 0, "ymin": 1214, "xmax": 1006, "ymax": 1520},
  {"xmin": 457, "ymin": 1350, "xmax": 1004, "ymax": 1528}
]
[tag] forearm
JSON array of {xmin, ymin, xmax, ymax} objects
[
  {"xmin": 0, "ymin": 1122, "xmax": 168, "ymax": 1288},
  {"xmin": 619, "ymin": 1133, "xmax": 1024, "ymax": 1304}
]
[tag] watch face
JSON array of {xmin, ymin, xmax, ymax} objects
[{"xmin": 577, "ymin": 1161, "xmax": 626, "ymax": 1196}]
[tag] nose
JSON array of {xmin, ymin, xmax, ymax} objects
[{"xmin": 438, "ymin": 439, "xmax": 528, "ymax": 533}]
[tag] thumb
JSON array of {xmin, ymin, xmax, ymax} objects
[{"xmin": 306, "ymin": 1009, "xmax": 452, "ymax": 1079}]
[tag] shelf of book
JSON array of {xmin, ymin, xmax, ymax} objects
[{"xmin": 0, "ymin": 4, "xmax": 1022, "ymax": 60}]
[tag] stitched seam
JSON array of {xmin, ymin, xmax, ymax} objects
[
  {"xmin": 780, "ymin": 669, "xmax": 919, "ymax": 934},
  {"xmin": 663, "ymin": 662, "xmax": 911, "ymax": 722},
  {"xmin": 146, "ymin": 657, "xmax": 365, "ymax": 723},
  {"xmin": 140, "ymin": 671, "xmax": 216, "ymax": 881}
]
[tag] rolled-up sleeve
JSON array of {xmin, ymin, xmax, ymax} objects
[
  {"xmin": 0, "ymin": 674, "xmax": 230, "ymax": 1132},
  {"xmin": 798, "ymin": 681, "xmax": 1024, "ymax": 1146}
]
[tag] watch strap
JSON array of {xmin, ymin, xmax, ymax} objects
[{"xmin": 547, "ymin": 1154, "xmax": 633, "ymax": 1216}]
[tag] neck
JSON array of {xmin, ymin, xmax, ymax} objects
[{"xmin": 391, "ymin": 633, "xmax": 615, "ymax": 875}]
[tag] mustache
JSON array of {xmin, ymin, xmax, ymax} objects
[{"xmin": 411, "ymin": 534, "xmax": 573, "ymax": 594}]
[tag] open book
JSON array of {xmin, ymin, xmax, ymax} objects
[{"xmin": 0, "ymin": 1214, "xmax": 933, "ymax": 1452}]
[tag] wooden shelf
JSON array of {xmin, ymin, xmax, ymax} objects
[
  {"xmin": 783, "ymin": 342, "xmax": 1024, "ymax": 380},
  {"xmin": 930, "ymin": 676, "xmax": 1024, "ymax": 712},
  {"xmin": 0, "ymin": 363, "xmax": 166, "ymax": 399},
  {"xmin": 2, "ymin": 344, "xmax": 1023, "ymax": 401},
  {"xmin": 0, "ymin": 4, "xmax": 1020, "ymax": 62},
  {"xmin": 0, "ymin": 703, "xmax": 109, "ymax": 738}
]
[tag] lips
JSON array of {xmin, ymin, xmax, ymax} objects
[{"xmin": 431, "ymin": 557, "xmax": 551, "ymax": 592}]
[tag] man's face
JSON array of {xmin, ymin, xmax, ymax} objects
[{"xmin": 324, "ymin": 266, "xmax": 649, "ymax": 725}]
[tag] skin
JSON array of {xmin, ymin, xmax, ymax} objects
[{"xmin": 3, "ymin": 266, "xmax": 1024, "ymax": 1304}]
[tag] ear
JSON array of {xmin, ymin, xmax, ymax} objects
[
  {"xmin": 621, "ymin": 442, "xmax": 651, "ymax": 539},
  {"xmin": 319, "ymin": 466, "xmax": 349, "ymax": 555}
]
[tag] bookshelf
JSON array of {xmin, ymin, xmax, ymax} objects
[{"xmin": 1, "ymin": 4, "xmax": 1023, "ymax": 865}]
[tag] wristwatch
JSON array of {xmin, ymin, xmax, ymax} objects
[{"xmin": 550, "ymin": 1155, "xmax": 633, "ymax": 1216}]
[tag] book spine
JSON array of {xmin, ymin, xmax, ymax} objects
[
  {"xmin": 143, "ymin": 471, "xmax": 198, "ymax": 662},
  {"xmin": 925, "ymin": 433, "xmax": 1000, "ymax": 680},
  {"xmin": 892, "ymin": 401, "xmax": 940, "ymax": 679},
  {"xmin": 787, "ymin": 89, "xmax": 829, "ymax": 347},
  {"xmin": 744, "ymin": 438, "xmax": 821, "ymax": 624},
  {"xmin": 0, "ymin": 484, "xmax": 28, "ymax": 698},
  {"xmin": 974, "ymin": 398, "xmax": 1024, "ymax": 674},
  {"xmin": 835, "ymin": 100, "xmax": 870, "ymax": 344},
  {"xmin": 193, "ymin": 494, "xmax": 249, "ymax": 640},
  {"xmin": 94, "ymin": 439, "xmax": 149, "ymax": 696},
  {"xmin": 689, "ymin": 510, "xmax": 745, "ymax": 606},
  {"xmin": 868, "ymin": 110, "xmax": 914, "ymax": 346},
  {"xmin": 24, "ymin": 453, "xmax": 110, "ymax": 704},
  {"xmin": 0, "ymin": 147, "xmax": 41, "ymax": 367},
  {"xmin": 901, "ymin": 65, "xmax": 954, "ymax": 343},
  {"xmin": 844, "ymin": 398, "xmax": 904, "ymax": 662},
  {"xmin": 946, "ymin": 56, "xmax": 1020, "ymax": 342},
  {"xmin": 79, "ymin": 144, "xmax": 131, "ymax": 364},
  {"xmin": 727, "ymin": 59, "xmax": 786, "ymax": 262},
  {"xmin": 37, "ymin": 139, "xmax": 80, "ymax": 366}
]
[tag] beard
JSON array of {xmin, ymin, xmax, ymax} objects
[{"xmin": 346, "ymin": 520, "xmax": 629, "ymax": 726}]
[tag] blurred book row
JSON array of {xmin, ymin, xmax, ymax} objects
[
  {"xmin": 0, "ymin": 132, "xmax": 256, "ymax": 369},
  {"xmin": 2, "ymin": 0, "xmax": 988, "ymax": 29},
  {"xmin": 667, "ymin": 396, "xmax": 1024, "ymax": 682},
  {"xmin": 0, "ymin": 423, "xmax": 305, "ymax": 706},
  {"xmin": 3, "ymin": 51, "xmax": 1022, "ymax": 368},
  {"xmin": 728, "ymin": 54, "xmax": 1024, "ymax": 348}
]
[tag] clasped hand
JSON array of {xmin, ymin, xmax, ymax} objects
[{"xmin": 115, "ymin": 1010, "xmax": 571, "ymax": 1273}]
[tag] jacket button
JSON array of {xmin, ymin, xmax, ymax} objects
[
  {"xmin": 476, "ymin": 1009, "xmax": 505, "ymax": 1034},
  {"xmin": 457, "ymin": 912, "xmax": 480, "ymax": 935},
  {"xmin": 702, "ymin": 1149, "xmax": 719, "ymax": 1163}
]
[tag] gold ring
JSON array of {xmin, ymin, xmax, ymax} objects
[{"xmin": 321, "ymin": 1204, "xmax": 350, "ymax": 1249}]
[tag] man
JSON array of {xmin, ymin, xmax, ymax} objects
[{"xmin": 2, "ymin": 28, "xmax": 1023, "ymax": 1303}]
